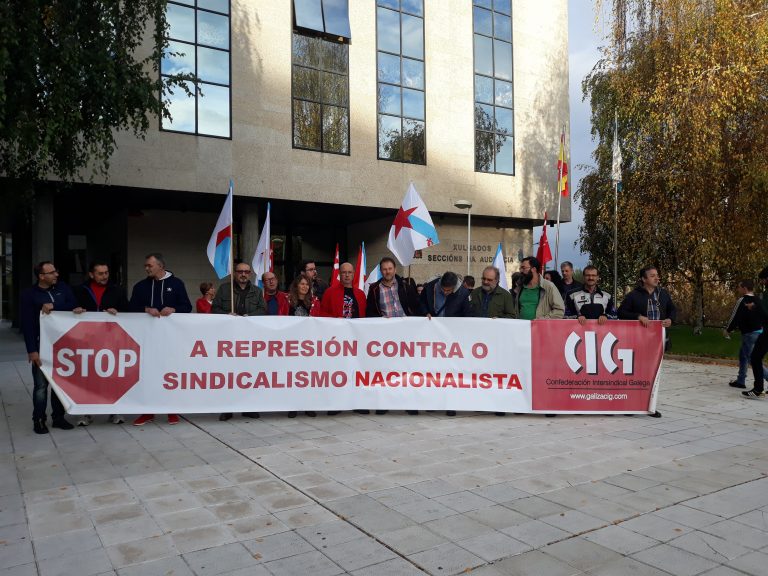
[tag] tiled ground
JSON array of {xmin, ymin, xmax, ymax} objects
[{"xmin": 2, "ymin": 323, "xmax": 767, "ymax": 575}]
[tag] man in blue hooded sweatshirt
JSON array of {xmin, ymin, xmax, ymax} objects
[{"xmin": 129, "ymin": 253, "xmax": 192, "ymax": 426}]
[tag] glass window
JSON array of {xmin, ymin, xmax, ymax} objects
[
  {"xmin": 377, "ymin": 1, "xmax": 425, "ymax": 164},
  {"xmin": 293, "ymin": 0, "xmax": 351, "ymax": 40},
  {"xmin": 473, "ymin": 0, "xmax": 514, "ymax": 174},
  {"xmin": 292, "ymin": 32, "xmax": 350, "ymax": 154},
  {"xmin": 294, "ymin": 0, "xmax": 324, "ymax": 33},
  {"xmin": 161, "ymin": 1, "xmax": 231, "ymax": 139}
]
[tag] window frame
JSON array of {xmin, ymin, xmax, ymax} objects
[
  {"xmin": 160, "ymin": 0, "xmax": 233, "ymax": 140},
  {"xmin": 375, "ymin": 0, "xmax": 427, "ymax": 165}
]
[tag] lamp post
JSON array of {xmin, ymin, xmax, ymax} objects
[{"xmin": 454, "ymin": 200, "xmax": 473, "ymax": 277}]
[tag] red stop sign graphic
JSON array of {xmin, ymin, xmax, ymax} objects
[{"xmin": 52, "ymin": 322, "xmax": 140, "ymax": 404}]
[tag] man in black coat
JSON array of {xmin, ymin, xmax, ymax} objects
[
  {"xmin": 420, "ymin": 271, "xmax": 472, "ymax": 318},
  {"xmin": 618, "ymin": 266, "xmax": 675, "ymax": 351},
  {"xmin": 365, "ymin": 257, "xmax": 420, "ymax": 318}
]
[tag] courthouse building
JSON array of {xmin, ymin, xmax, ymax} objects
[{"xmin": 1, "ymin": 0, "xmax": 569, "ymax": 321}]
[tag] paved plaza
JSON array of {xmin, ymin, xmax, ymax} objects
[{"xmin": 1, "ymin": 324, "xmax": 767, "ymax": 576}]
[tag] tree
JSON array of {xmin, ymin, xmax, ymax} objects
[
  {"xmin": 0, "ymin": 0, "xmax": 190, "ymax": 184},
  {"xmin": 578, "ymin": 0, "xmax": 768, "ymax": 331}
]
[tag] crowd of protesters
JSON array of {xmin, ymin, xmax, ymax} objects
[{"xmin": 21, "ymin": 251, "xmax": 768, "ymax": 434}]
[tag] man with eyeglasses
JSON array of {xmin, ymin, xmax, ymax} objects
[
  {"xmin": 302, "ymin": 259, "xmax": 328, "ymax": 301},
  {"xmin": 20, "ymin": 261, "xmax": 77, "ymax": 434},
  {"xmin": 262, "ymin": 271, "xmax": 289, "ymax": 316},
  {"xmin": 512, "ymin": 257, "xmax": 564, "ymax": 320},
  {"xmin": 469, "ymin": 266, "xmax": 515, "ymax": 319},
  {"xmin": 211, "ymin": 261, "xmax": 264, "ymax": 421}
]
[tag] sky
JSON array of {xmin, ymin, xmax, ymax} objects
[{"xmin": 532, "ymin": 1, "xmax": 606, "ymax": 270}]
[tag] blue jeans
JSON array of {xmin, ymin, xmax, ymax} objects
[{"xmin": 32, "ymin": 363, "xmax": 64, "ymax": 421}]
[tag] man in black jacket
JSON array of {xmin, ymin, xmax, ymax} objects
[
  {"xmin": 743, "ymin": 266, "xmax": 768, "ymax": 399},
  {"xmin": 420, "ymin": 271, "xmax": 472, "ymax": 318},
  {"xmin": 618, "ymin": 266, "xmax": 676, "ymax": 351},
  {"xmin": 724, "ymin": 279, "xmax": 768, "ymax": 389},
  {"xmin": 365, "ymin": 257, "xmax": 420, "ymax": 318},
  {"xmin": 72, "ymin": 262, "xmax": 129, "ymax": 425}
]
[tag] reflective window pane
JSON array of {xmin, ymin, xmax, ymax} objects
[
  {"xmin": 494, "ymin": 79, "xmax": 513, "ymax": 107},
  {"xmin": 378, "ymin": 52, "xmax": 401, "ymax": 84},
  {"xmin": 320, "ymin": 71, "xmax": 348, "ymax": 105},
  {"xmin": 493, "ymin": 13, "xmax": 511, "ymax": 41},
  {"xmin": 401, "ymin": 14, "xmax": 424, "ymax": 59},
  {"xmin": 172, "ymin": 0, "xmax": 194, "ymax": 6},
  {"xmin": 402, "ymin": 88, "xmax": 424, "ymax": 120},
  {"xmin": 294, "ymin": 0, "xmax": 324, "ymax": 33},
  {"xmin": 167, "ymin": 4, "xmax": 195, "ymax": 42},
  {"xmin": 474, "ymin": 0, "xmax": 492, "ymax": 8},
  {"xmin": 493, "ymin": 0, "xmax": 511, "ymax": 15},
  {"xmin": 494, "ymin": 39, "xmax": 512, "ymax": 80},
  {"xmin": 401, "ymin": 0, "xmax": 423, "ymax": 17},
  {"xmin": 162, "ymin": 41, "xmax": 195, "ymax": 75},
  {"xmin": 198, "ymin": 11, "xmax": 229, "ymax": 49},
  {"xmin": 292, "ymin": 34, "xmax": 320, "ymax": 67},
  {"xmin": 322, "ymin": 0, "xmax": 351, "ymax": 39},
  {"xmin": 378, "ymin": 84, "xmax": 401, "ymax": 115},
  {"xmin": 473, "ymin": 7, "xmax": 492, "ymax": 36},
  {"xmin": 198, "ymin": 0, "xmax": 229, "ymax": 14},
  {"xmin": 475, "ymin": 130, "xmax": 494, "ymax": 172},
  {"xmin": 494, "ymin": 106, "xmax": 513, "ymax": 134},
  {"xmin": 495, "ymin": 135, "xmax": 514, "ymax": 173},
  {"xmin": 377, "ymin": 7, "xmax": 400, "ymax": 53},
  {"xmin": 474, "ymin": 103, "xmax": 494, "ymax": 130},
  {"xmin": 197, "ymin": 47, "xmax": 229, "ymax": 84},
  {"xmin": 475, "ymin": 75, "xmax": 493, "ymax": 104},
  {"xmin": 292, "ymin": 66, "xmax": 320, "ymax": 101},
  {"xmin": 293, "ymin": 100, "xmax": 321, "ymax": 149},
  {"xmin": 402, "ymin": 119, "xmax": 425, "ymax": 163},
  {"xmin": 402, "ymin": 58, "xmax": 424, "ymax": 89},
  {"xmin": 378, "ymin": 0, "xmax": 399, "ymax": 8},
  {"xmin": 162, "ymin": 80, "xmax": 196, "ymax": 133},
  {"xmin": 321, "ymin": 42, "xmax": 348, "ymax": 73},
  {"xmin": 198, "ymin": 83, "xmax": 230, "ymax": 137},
  {"xmin": 379, "ymin": 115, "xmax": 402, "ymax": 160},
  {"xmin": 322, "ymin": 105, "xmax": 349, "ymax": 153},
  {"xmin": 474, "ymin": 35, "xmax": 493, "ymax": 75}
]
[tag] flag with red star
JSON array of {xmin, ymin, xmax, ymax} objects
[{"xmin": 387, "ymin": 182, "xmax": 439, "ymax": 266}]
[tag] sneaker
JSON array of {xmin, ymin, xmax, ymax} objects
[
  {"xmin": 51, "ymin": 418, "xmax": 74, "ymax": 430},
  {"xmin": 242, "ymin": 412, "xmax": 260, "ymax": 419},
  {"xmin": 33, "ymin": 419, "xmax": 49, "ymax": 434},
  {"xmin": 219, "ymin": 413, "xmax": 233, "ymax": 421},
  {"xmin": 354, "ymin": 409, "xmax": 370, "ymax": 414},
  {"xmin": 742, "ymin": 389, "xmax": 765, "ymax": 399},
  {"xmin": 375, "ymin": 410, "xmax": 388, "ymax": 415},
  {"xmin": 728, "ymin": 380, "xmax": 746, "ymax": 389},
  {"xmin": 167, "ymin": 414, "xmax": 180, "ymax": 425},
  {"xmin": 77, "ymin": 415, "xmax": 93, "ymax": 426},
  {"xmin": 109, "ymin": 414, "xmax": 125, "ymax": 424},
  {"xmin": 133, "ymin": 414, "xmax": 154, "ymax": 426}
]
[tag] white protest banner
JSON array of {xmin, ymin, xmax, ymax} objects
[{"xmin": 39, "ymin": 313, "xmax": 664, "ymax": 415}]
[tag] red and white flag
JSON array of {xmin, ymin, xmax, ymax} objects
[
  {"xmin": 536, "ymin": 212, "xmax": 553, "ymax": 270},
  {"xmin": 353, "ymin": 242, "xmax": 367, "ymax": 293},
  {"xmin": 330, "ymin": 243, "xmax": 340, "ymax": 287}
]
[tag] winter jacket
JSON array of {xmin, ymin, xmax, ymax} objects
[
  {"xmin": 565, "ymin": 287, "xmax": 617, "ymax": 320},
  {"xmin": 73, "ymin": 282, "xmax": 128, "ymax": 312},
  {"xmin": 725, "ymin": 294, "xmax": 765, "ymax": 334},
  {"xmin": 512, "ymin": 278, "xmax": 565, "ymax": 319},
  {"xmin": 617, "ymin": 286, "xmax": 676, "ymax": 322},
  {"xmin": 20, "ymin": 282, "xmax": 77, "ymax": 353},
  {"xmin": 366, "ymin": 275, "xmax": 421, "ymax": 317},
  {"xmin": 469, "ymin": 285, "xmax": 516, "ymax": 318},
  {"xmin": 129, "ymin": 272, "xmax": 192, "ymax": 313},
  {"xmin": 264, "ymin": 291, "xmax": 290, "ymax": 316},
  {"xmin": 420, "ymin": 278, "xmax": 473, "ymax": 317},
  {"xmin": 211, "ymin": 282, "xmax": 266, "ymax": 316},
  {"xmin": 320, "ymin": 284, "xmax": 367, "ymax": 318}
]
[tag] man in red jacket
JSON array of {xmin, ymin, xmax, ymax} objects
[
  {"xmin": 262, "ymin": 272, "xmax": 289, "ymax": 315},
  {"xmin": 321, "ymin": 262, "xmax": 366, "ymax": 318}
]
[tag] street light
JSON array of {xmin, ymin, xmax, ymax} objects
[{"xmin": 454, "ymin": 200, "xmax": 473, "ymax": 276}]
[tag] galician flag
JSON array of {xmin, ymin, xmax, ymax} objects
[
  {"xmin": 206, "ymin": 180, "xmax": 233, "ymax": 279},
  {"xmin": 330, "ymin": 243, "xmax": 340, "ymax": 287},
  {"xmin": 387, "ymin": 182, "xmax": 439, "ymax": 266},
  {"xmin": 364, "ymin": 264, "xmax": 381, "ymax": 296},
  {"xmin": 492, "ymin": 243, "xmax": 509, "ymax": 289},
  {"xmin": 353, "ymin": 243, "xmax": 367, "ymax": 293},
  {"xmin": 611, "ymin": 113, "xmax": 622, "ymax": 189},
  {"xmin": 251, "ymin": 203, "xmax": 271, "ymax": 288},
  {"xmin": 536, "ymin": 212, "xmax": 553, "ymax": 271}
]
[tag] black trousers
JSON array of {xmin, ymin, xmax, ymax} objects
[{"xmin": 750, "ymin": 331, "xmax": 768, "ymax": 393}]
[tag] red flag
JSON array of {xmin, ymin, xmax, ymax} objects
[
  {"xmin": 558, "ymin": 131, "xmax": 569, "ymax": 197},
  {"xmin": 353, "ymin": 243, "xmax": 366, "ymax": 292},
  {"xmin": 330, "ymin": 243, "xmax": 340, "ymax": 287},
  {"xmin": 269, "ymin": 241, "xmax": 274, "ymax": 273},
  {"xmin": 536, "ymin": 213, "xmax": 553, "ymax": 270}
]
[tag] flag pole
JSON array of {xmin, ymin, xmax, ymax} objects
[
  {"xmin": 230, "ymin": 180, "xmax": 234, "ymax": 312},
  {"xmin": 612, "ymin": 110, "xmax": 619, "ymax": 307},
  {"xmin": 554, "ymin": 124, "xmax": 565, "ymax": 269}
]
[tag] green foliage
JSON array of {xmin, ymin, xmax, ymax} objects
[
  {"xmin": 579, "ymin": 1, "xmax": 768, "ymax": 309},
  {"xmin": 0, "ymin": 0, "xmax": 191, "ymax": 182}
]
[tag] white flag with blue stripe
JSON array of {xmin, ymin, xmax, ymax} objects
[
  {"xmin": 206, "ymin": 180, "xmax": 233, "ymax": 279},
  {"xmin": 387, "ymin": 182, "xmax": 440, "ymax": 266}
]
